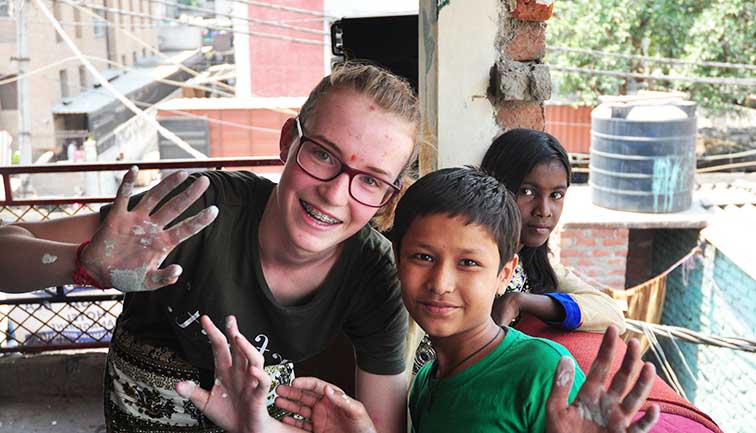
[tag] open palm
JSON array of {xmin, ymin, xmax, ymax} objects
[
  {"xmin": 81, "ymin": 166, "xmax": 218, "ymax": 292},
  {"xmin": 546, "ymin": 326, "xmax": 660, "ymax": 433}
]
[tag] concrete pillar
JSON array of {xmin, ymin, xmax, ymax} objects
[{"xmin": 418, "ymin": 0, "xmax": 554, "ymax": 173}]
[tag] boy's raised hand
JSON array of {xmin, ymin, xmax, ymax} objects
[
  {"xmin": 545, "ymin": 326, "xmax": 660, "ymax": 433},
  {"xmin": 81, "ymin": 167, "xmax": 218, "ymax": 292},
  {"xmin": 176, "ymin": 315, "xmax": 277, "ymax": 433},
  {"xmin": 276, "ymin": 377, "xmax": 377, "ymax": 433}
]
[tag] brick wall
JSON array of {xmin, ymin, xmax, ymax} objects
[
  {"xmin": 654, "ymin": 229, "xmax": 756, "ymax": 433},
  {"xmin": 552, "ymin": 226, "xmax": 629, "ymax": 289},
  {"xmin": 492, "ymin": 2, "xmax": 552, "ymax": 131}
]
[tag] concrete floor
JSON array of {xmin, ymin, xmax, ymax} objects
[
  {"xmin": 0, "ymin": 351, "xmax": 107, "ymax": 433},
  {"xmin": 0, "ymin": 396, "xmax": 105, "ymax": 433}
]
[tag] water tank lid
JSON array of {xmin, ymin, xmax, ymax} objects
[{"xmin": 626, "ymin": 104, "xmax": 688, "ymax": 121}]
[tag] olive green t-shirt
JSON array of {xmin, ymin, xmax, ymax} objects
[{"xmin": 104, "ymin": 170, "xmax": 407, "ymax": 379}]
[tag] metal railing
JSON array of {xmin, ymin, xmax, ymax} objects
[{"xmin": 0, "ymin": 157, "xmax": 282, "ymax": 353}]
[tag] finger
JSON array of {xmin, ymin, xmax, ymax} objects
[
  {"xmin": 134, "ymin": 170, "xmax": 191, "ymax": 216},
  {"xmin": 166, "ymin": 205, "xmax": 219, "ymax": 246},
  {"xmin": 202, "ymin": 315, "xmax": 232, "ymax": 371},
  {"xmin": 241, "ymin": 365, "xmax": 271, "ymax": 403},
  {"xmin": 281, "ymin": 416, "xmax": 313, "ymax": 432},
  {"xmin": 176, "ymin": 381, "xmax": 210, "ymax": 411},
  {"xmin": 586, "ymin": 325, "xmax": 619, "ymax": 389},
  {"xmin": 226, "ymin": 316, "xmax": 248, "ymax": 391},
  {"xmin": 276, "ymin": 384, "xmax": 325, "ymax": 406},
  {"xmin": 627, "ymin": 405, "xmax": 660, "ymax": 433},
  {"xmin": 111, "ymin": 166, "xmax": 138, "ymax": 214},
  {"xmin": 621, "ymin": 362, "xmax": 656, "ymax": 416},
  {"xmin": 233, "ymin": 332, "xmax": 265, "ymax": 368},
  {"xmin": 290, "ymin": 376, "xmax": 342, "ymax": 397},
  {"xmin": 151, "ymin": 175, "xmax": 210, "ymax": 227},
  {"xmin": 545, "ymin": 356, "xmax": 575, "ymax": 415},
  {"xmin": 324, "ymin": 385, "xmax": 361, "ymax": 415},
  {"xmin": 608, "ymin": 337, "xmax": 642, "ymax": 398},
  {"xmin": 146, "ymin": 264, "xmax": 183, "ymax": 290}
]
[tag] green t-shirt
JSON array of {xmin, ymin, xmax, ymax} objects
[
  {"xmin": 409, "ymin": 327, "xmax": 585, "ymax": 433},
  {"xmin": 103, "ymin": 171, "xmax": 407, "ymax": 378}
]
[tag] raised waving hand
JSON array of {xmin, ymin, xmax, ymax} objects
[
  {"xmin": 545, "ymin": 326, "xmax": 660, "ymax": 433},
  {"xmin": 80, "ymin": 167, "xmax": 218, "ymax": 292}
]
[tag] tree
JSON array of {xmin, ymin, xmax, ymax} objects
[{"xmin": 546, "ymin": 0, "xmax": 754, "ymax": 112}]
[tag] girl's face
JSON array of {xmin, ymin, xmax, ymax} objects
[
  {"xmin": 275, "ymin": 89, "xmax": 415, "ymax": 256},
  {"xmin": 516, "ymin": 160, "xmax": 568, "ymax": 249}
]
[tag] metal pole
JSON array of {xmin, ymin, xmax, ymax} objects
[{"xmin": 14, "ymin": 0, "xmax": 32, "ymax": 165}]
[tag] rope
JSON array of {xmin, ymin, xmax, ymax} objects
[
  {"xmin": 547, "ymin": 46, "xmax": 756, "ymax": 71},
  {"xmin": 626, "ymin": 319, "xmax": 756, "ymax": 353},
  {"xmin": 549, "ymin": 65, "xmax": 756, "ymax": 87}
]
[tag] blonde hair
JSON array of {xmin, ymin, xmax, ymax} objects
[{"xmin": 300, "ymin": 62, "xmax": 421, "ymax": 231}]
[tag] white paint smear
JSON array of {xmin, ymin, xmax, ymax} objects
[
  {"xmin": 536, "ymin": 0, "xmax": 554, "ymax": 5},
  {"xmin": 41, "ymin": 253, "xmax": 58, "ymax": 264}
]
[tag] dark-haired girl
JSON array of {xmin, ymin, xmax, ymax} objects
[{"xmin": 481, "ymin": 128, "xmax": 625, "ymax": 333}]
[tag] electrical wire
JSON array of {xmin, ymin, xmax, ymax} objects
[
  {"xmin": 77, "ymin": 2, "xmax": 328, "ymax": 46},
  {"xmin": 548, "ymin": 46, "xmax": 756, "ymax": 72},
  {"xmin": 142, "ymin": 0, "xmax": 329, "ymax": 35},
  {"xmin": 550, "ymin": 65, "xmax": 756, "ymax": 87},
  {"xmin": 62, "ymin": 0, "xmax": 238, "ymax": 96},
  {"xmin": 31, "ymin": 0, "xmax": 206, "ymax": 158},
  {"xmin": 228, "ymin": 0, "xmax": 335, "ymax": 19}
]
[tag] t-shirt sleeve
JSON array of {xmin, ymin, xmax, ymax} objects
[
  {"xmin": 522, "ymin": 340, "xmax": 585, "ymax": 433},
  {"xmin": 343, "ymin": 236, "xmax": 408, "ymax": 375}
]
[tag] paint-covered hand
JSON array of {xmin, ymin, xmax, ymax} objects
[
  {"xmin": 276, "ymin": 377, "xmax": 377, "ymax": 433},
  {"xmin": 545, "ymin": 326, "xmax": 660, "ymax": 433},
  {"xmin": 80, "ymin": 166, "xmax": 218, "ymax": 292},
  {"xmin": 176, "ymin": 315, "xmax": 282, "ymax": 433}
]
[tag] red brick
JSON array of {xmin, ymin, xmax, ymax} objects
[
  {"xmin": 592, "ymin": 249, "xmax": 610, "ymax": 257},
  {"xmin": 602, "ymin": 238, "xmax": 628, "ymax": 247},
  {"xmin": 496, "ymin": 101, "xmax": 545, "ymax": 131},
  {"xmin": 509, "ymin": 0, "xmax": 554, "ymax": 21},
  {"xmin": 576, "ymin": 258, "xmax": 594, "ymax": 267},
  {"xmin": 576, "ymin": 238, "xmax": 596, "ymax": 247},
  {"xmin": 559, "ymin": 249, "xmax": 582, "ymax": 258},
  {"xmin": 607, "ymin": 258, "xmax": 625, "ymax": 266},
  {"xmin": 504, "ymin": 22, "xmax": 546, "ymax": 61},
  {"xmin": 614, "ymin": 249, "xmax": 629, "ymax": 257}
]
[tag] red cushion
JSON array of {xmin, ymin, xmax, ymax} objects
[{"xmin": 515, "ymin": 314, "xmax": 722, "ymax": 433}]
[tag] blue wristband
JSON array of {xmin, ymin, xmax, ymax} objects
[{"xmin": 544, "ymin": 293, "xmax": 582, "ymax": 330}]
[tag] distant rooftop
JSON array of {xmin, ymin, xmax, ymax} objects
[{"xmin": 51, "ymin": 50, "xmax": 203, "ymax": 115}]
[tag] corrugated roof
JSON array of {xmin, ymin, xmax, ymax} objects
[
  {"xmin": 697, "ymin": 173, "xmax": 756, "ymax": 279},
  {"xmin": 51, "ymin": 50, "xmax": 202, "ymax": 115}
]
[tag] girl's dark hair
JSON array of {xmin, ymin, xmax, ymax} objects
[{"xmin": 480, "ymin": 128, "xmax": 571, "ymax": 293}]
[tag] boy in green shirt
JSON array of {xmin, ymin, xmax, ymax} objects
[{"xmin": 178, "ymin": 167, "xmax": 659, "ymax": 433}]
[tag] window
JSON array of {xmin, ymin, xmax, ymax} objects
[
  {"xmin": 59, "ymin": 69, "xmax": 70, "ymax": 98},
  {"xmin": 74, "ymin": 7, "xmax": 82, "ymax": 38},
  {"xmin": 94, "ymin": 8, "xmax": 106, "ymax": 38},
  {"xmin": 0, "ymin": 76, "xmax": 18, "ymax": 110},
  {"xmin": 129, "ymin": 0, "xmax": 134, "ymax": 30},
  {"xmin": 53, "ymin": 1, "xmax": 62, "ymax": 42},
  {"xmin": 121, "ymin": 54, "xmax": 127, "ymax": 67},
  {"xmin": 132, "ymin": 51, "xmax": 137, "ymax": 65},
  {"xmin": 79, "ymin": 66, "xmax": 87, "ymax": 92},
  {"xmin": 0, "ymin": 0, "xmax": 10, "ymax": 17},
  {"xmin": 142, "ymin": 47, "xmax": 146, "ymax": 58}
]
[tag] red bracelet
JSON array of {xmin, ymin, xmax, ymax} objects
[{"xmin": 71, "ymin": 241, "xmax": 108, "ymax": 290}]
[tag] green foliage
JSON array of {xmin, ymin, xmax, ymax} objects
[
  {"xmin": 11, "ymin": 150, "xmax": 20, "ymax": 165},
  {"xmin": 547, "ymin": 0, "xmax": 754, "ymax": 113}
]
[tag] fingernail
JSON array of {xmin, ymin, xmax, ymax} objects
[
  {"xmin": 207, "ymin": 205, "xmax": 219, "ymax": 218},
  {"xmin": 225, "ymin": 316, "xmax": 234, "ymax": 329},
  {"xmin": 326, "ymin": 386, "xmax": 335, "ymax": 395},
  {"xmin": 176, "ymin": 381, "xmax": 197, "ymax": 398}
]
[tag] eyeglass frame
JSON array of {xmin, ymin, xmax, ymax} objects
[{"xmin": 293, "ymin": 117, "xmax": 401, "ymax": 208}]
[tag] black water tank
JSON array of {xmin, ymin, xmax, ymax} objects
[{"xmin": 589, "ymin": 102, "xmax": 697, "ymax": 213}]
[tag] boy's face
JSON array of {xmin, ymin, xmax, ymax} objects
[{"xmin": 398, "ymin": 213, "xmax": 516, "ymax": 339}]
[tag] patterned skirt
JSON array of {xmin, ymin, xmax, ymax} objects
[{"xmin": 104, "ymin": 327, "xmax": 295, "ymax": 432}]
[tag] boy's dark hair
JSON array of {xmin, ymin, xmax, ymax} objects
[
  {"xmin": 480, "ymin": 128, "xmax": 571, "ymax": 293},
  {"xmin": 391, "ymin": 167, "xmax": 521, "ymax": 270}
]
